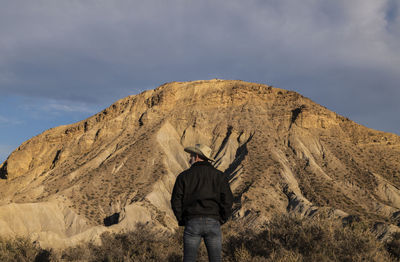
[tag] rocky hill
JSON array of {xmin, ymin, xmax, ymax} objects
[{"xmin": 0, "ymin": 79, "xmax": 399, "ymax": 248}]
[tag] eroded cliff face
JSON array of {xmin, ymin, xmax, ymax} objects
[{"xmin": 1, "ymin": 79, "xmax": 400, "ymax": 248}]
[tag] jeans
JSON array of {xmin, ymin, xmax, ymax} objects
[{"xmin": 183, "ymin": 217, "xmax": 222, "ymax": 262}]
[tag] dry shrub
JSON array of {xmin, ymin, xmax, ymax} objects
[
  {"xmin": 233, "ymin": 243, "xmax": 252, "ymax": 262},
  {"xmin": 223, "ymin": 214, "xmax": 394, "ymax": 262},
  {"xmin": 267, "ymin": 249, "xmax": 303, "ymax": 262},
  {"xmin": 2, "ymin": 216, "xmax": 398, "ymax": 261},
  {"xmin": 0, "ymin": 236, "xmax": 50, "ymax": 262},
  {"xmin": 60, "ymin": 224, "xmax": 183, "ymax": 262},
  {"xmin": 59, "ymin": 244, "xmax": 91, "ymax": 261},
  {"xmin": 59, "ymin": 216, "xmax": 397, "ymax": 261},
  {"xmin": 386, "ymin": 232, "xmax": 400, "ymax": 260}
]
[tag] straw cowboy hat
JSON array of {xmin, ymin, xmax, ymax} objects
[{"xmin": 184, "ymin": 144, "xmax": 215, "ymax": 161}]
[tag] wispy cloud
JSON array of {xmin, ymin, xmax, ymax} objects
[
  {"xmin": 40, "ymin": 101, "xmax": 97, "ymax": 114},
  {"xmin": 0, "ymin": 115, "xmax": 22, "ymax": 125},
  {"xmin": 19, "ymin": 98, "xmax": 99, "ymax": 120},
  {"xmin": 0, "ymin": 116, "xmax": 8, "ymax": 124}
]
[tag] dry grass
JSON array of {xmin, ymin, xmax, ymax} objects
[
  {"xmin": 223, "ymin": 214, "xmax": 395, "ymax": 262},
  {"xmin": 57, "ymin": 225, "xmax": 183, "ymax": 262},
  {"xmin": 386, "ymin": 232, "xmax": 400, "ymax": 260},
  {"xmin": 2, "ymin": 215, "xmax": 399, "ymax": 261},
  {"xmin": 0, "ymin": 236, "xmax": 50, "ymax": 262}
]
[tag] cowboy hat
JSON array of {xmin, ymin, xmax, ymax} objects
[{"xmin": 184, "ymin": 144, "xmax": 215, "ymax": 162}]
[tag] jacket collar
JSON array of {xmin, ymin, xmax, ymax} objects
[{"xmin": 191, "ymin": 161, "xmax": 211, "ymax": 167}]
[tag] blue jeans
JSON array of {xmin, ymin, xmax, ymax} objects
[{"xmin": 183, "ymin": 217, "xmax": 222, "ymax": 262}]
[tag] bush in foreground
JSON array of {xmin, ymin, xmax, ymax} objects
[
  {"xmin": 386, "ymin": 232, "xmax": 400, "ymax": 259},
  {"xmin": 0, "ymin": 236, "xmax": 50, "ymax": 262},
  {"xmin": 59, "ymin": 225, "xmax": 183, "ymax": 262},
  {"xmin": 1, "ymin": 215, "xmax": 399, "ymax": 261},
  {"xmin": 224, "ymin": 214, "xmax": 395, "ymax": 261}
]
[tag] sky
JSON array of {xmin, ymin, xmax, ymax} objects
[{"xmin": 0, "ymin": 0, "xmax": 399, "ymax": 163}]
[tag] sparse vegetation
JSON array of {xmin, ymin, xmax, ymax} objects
[
  {"xmin": 0, "ymin": 236, "xmax": 50, "ymax": 262},
  {"xmin": 386, "ymin": 232, "xmax": 400, "ymax": 259},
  {"xmin": 1, "ymin": 215, "xmax": 399, "ymax": 261},
  {"xmin": 223, "ymin": 215, "xmax": 395, "ymax": 262}
]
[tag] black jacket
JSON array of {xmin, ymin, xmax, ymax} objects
[{"xmin": 171, "ymin": 161, "xmax": 233, "ymax": 226}]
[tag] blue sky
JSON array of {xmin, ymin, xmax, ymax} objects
[{"xmin": 1, "ymin": 0, "xmax": 399, "ymax": 163}]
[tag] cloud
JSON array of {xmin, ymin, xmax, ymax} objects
[
  {"xmin": 0, "ymin": 116, "xmax": 8, "ymax": 124},
  {"xmin": 17, "ymin": 96, "xmax": 101, "ymax": 123},
  {"xmin": 42, "ymin": 103, "xmax": 97, "ymax": 114},
  {"xmin": 27, "ymin": 99, "xmax": 97, "ymax": 114},
  {"xmin": 0, "ymin": 115, "xmax": 22, "ymax": 125},
  {"xmin": 0, "ymin": 0, "xmax": 399, "ymax": 133}
]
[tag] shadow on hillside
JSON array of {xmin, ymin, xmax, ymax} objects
[
  {"xmin": 104, "ymin": 212, "xmax": 120, "ymax": 227},
  {"xmin": 223, "ymin": 132, "xmax": 254, "ymax": 182},
  {"xmin": 0, "ymin": 161, "xmax": 7, "ymax": 179}
]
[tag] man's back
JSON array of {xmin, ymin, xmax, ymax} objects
[{"xmin": 171, "ymin": 161, "xmax": 233, "ymax": 225}]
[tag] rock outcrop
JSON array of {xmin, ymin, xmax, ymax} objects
[{"xmin": 1, "ymin": 79, "xmax": 399, "ymax": 248}]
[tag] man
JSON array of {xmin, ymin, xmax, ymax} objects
[{"xmin": 171, "ymin": 144, "xmax": 234, "ymax": 262}]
